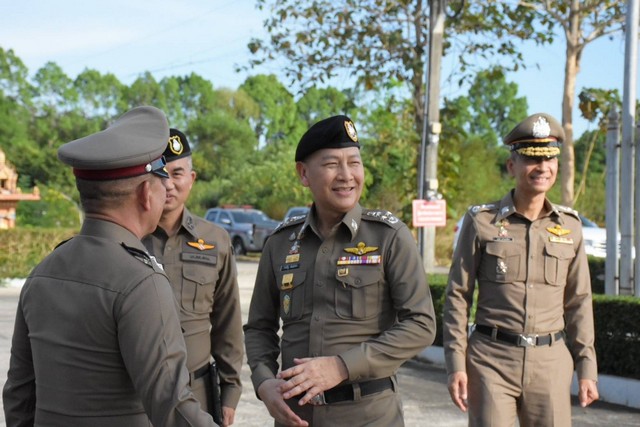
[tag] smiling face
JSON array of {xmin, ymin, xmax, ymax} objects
[
  {"xmin": 163, "ymin": 156, "xmax": 196, "ymax": 214},
  {"xmin": 507, "ymin": 153, "xmax": 558, "ymax": 197},
  {"xmin": 296, "ymin": 146, "xmax": 364, "ymax": 220}
]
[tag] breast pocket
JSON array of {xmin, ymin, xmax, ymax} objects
[
  {"xmin": 482, "ymin": 242, "xmax": 522, "ymax": 284},
  {"xmin": 182, "ymin": 263, "xmax": 218, "ymax": 314},
  {"xmin": 544, "ymin": 243, "xmax": 575, "ymax": 286},
  {"xmin": 334, "ymin": 266, "xmax": 383, "ymax": 320},
  {"xmin": 280, "ymin": 271, "xmax": 307, "ymax": 321}
]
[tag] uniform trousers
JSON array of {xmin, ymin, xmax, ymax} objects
[{"xmin": 467, "ymin": 332, "xmax": 574, "ymax": 427}]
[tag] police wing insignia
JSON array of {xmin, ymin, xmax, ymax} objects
[
  {"xmin": 344, "ymin": 241, "xmax": 378, "ymax": 256},
  {"xmin": 546, "ymin": 225, "xmax": 571, "ymax": 236},
  {"xmin": 187, "ymin": 239, "xmax": 215, "ymax": 251}
]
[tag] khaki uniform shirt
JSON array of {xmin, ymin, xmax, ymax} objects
[
  {"xmin": 3, "ymin": 218, "xmax": 215, "ymax": 427},
  {"xmin": 144, "ymin": 208, "xmax": 243, "ymax": 409},
  {"xmin": 244, "ymin": 204, "xmax": 436, "ymax": 421},
  {"xmin": 444, "ymin": 191, "xmax": 598, "ymax": 381}
]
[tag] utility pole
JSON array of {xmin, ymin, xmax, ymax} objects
[{"xmin": 418, "ymin": 0, "xmax": 446, "ymax": 272}]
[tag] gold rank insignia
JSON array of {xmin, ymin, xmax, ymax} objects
[
  {"xmin": 286, "ymin": 254, "xmax": 300, "ymax": 263},
  {"xmin": 281, "ymin": 273, "xmax": 294, "ymax": 290},
  {"xmin": 546, "ymin": 224, "xmax": 571, "ymax": 236},
  {"xmin": 344, "ymin": 241, "xmax": 378, "ymax": 256},
  {"xmin": 187, "ymin": 239, "xmax": 215, "ymax": 251}
]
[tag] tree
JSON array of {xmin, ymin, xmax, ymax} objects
[{"xmin": 518, "ymin": 0, "xmax": 626, "ymax": 206}]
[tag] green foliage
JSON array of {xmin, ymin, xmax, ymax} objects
[
  {"xmin": 15, "ymin": 186, "xmax": 82, "ymax": 228},
  {"xmin": 593, "ymin": 294, "xmax": 640, "ymax": 379},
  {"xmin": 0, "ymin": 228, "xmax": 78, "ymax": 278}
]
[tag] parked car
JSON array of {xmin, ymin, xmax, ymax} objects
[
  {"xmin": 283, "ymin": 206, "xmax": 310, "ymax": 223},
  {"xmin": 204, "ymin": 207, "xmax": 279, "ymax": 255},
  {"xmin": 452, "ymin": 214, "xmax": 608, "ymax": 258}
]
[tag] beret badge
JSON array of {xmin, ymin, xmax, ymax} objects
[
  {"xmin": 168, "ymin": 135, "xmax": 184, "ymax": 156},
  {"xmin": 344, "ymin": 120, "xmax": 358, "ymax": 142}
]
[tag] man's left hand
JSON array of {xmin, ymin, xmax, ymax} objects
[
  {"xmin": 578, "ymin": 379, "xmax": 599, "ymax": 408},
  {"xmin": 277, "ymin": 356, "xmax": 348, "ymax": 406},
  {"xmin": 221, "ymin": 406, "xmax": 235, "ymax": 427}
]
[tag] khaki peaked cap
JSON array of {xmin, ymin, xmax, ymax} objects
[
  {"xmin": 58, "ymin": 106, "xmax": 169, "ymax": 180},
  {"xmin": 503, "ymin": 112, "xmax": 564, "ymax": 158}
]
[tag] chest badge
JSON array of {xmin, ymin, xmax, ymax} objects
[
  {"xmin": 495, "ymin": 219, "xmax": 510, "ymax": 237},
  {"xmin": 283, "ymin": 294, "xmax": 291, "ymax": 315},
  {"xmin": 344, "ymin": 241, "xmax": 378, "ymax": 256},
  {"xmin": 281, "ymin": 273, "xmax": 294, "ymax": 290},
  {"xmin": 496, "ymin": 259, "xmax": 508, "ymax": 275},
  {"xmin": 187, "ymin": 239, "xmax": 215, "ymax": 251},
  {"xmin": 547, "ymin": 224, "xmax": 571, "ymax": 236}
]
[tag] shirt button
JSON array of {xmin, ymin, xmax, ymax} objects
[
  {"xmin": 314, "ymin": 315, "xmax": 320, "ymax": 321},
  {"xmin": 316, "ymin": 282, "xmax": 323, "ymax": 287},
  {"xmin": 322, "ymin": 247, "xmax": 328, "ymax": 253},
  {"xmin": 528, "ymin": 285, "xmax": 533, "ymax": 288}
]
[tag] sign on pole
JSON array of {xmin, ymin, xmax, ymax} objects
[{"xmin": 412, "ymin": 199, "xmax": 446, "ymax": 228}]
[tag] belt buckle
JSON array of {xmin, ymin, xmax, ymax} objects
[
  {"xmin": 518, "ymin": 334, "xmax": 537, "ymax": 347},
  {"xmin": 310, "ymin": 392, "xmax": 327, "ymax": 406}
]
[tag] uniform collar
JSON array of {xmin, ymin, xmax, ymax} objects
[
  {"xmin": 496, "ymin": 190, "xmax": 561, "ymax": 223},
  {"xmin": 179, "ymin": 207, "xmax": 198, "ymax": 238},
  {"xmin": 303, "ymin": 203, "xmax": 362, "ymax": 241},
  {"xmin": 81, "ymin": 217, "xmax": 149, "ymax": 253}
]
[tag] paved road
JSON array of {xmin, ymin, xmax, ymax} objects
[{"xmin": 1, "ymin": 260, "xmax": 639, "ymax": 426}]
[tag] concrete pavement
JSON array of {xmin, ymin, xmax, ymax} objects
[{"xmin": 1, "ymin": 260, "xmax": 639, "ymax": 426}]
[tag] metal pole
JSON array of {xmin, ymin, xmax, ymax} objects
[
  {"xmin": 622, "ymin": 0, "xmax": 639, "ymax": 295},
  {"xmin": 420, "ymin": 0, "xmax": 446, "ymax": 273},
  {"xmin": 605, "ymin": 108, "xmax": 620, "ymax": 295}
]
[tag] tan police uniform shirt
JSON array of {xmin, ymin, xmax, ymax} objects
[
  {"xmin": 244, "ymin": 204, "xmax": 436, "ymax": 425},
  {"xmin": 444, "ymin": 191, "xmax": 598, "ymax": 381},
  {"xmin": 144, "ymin": 208, "xmax": 243, "ymax": 409},
  {"xmin": 3, "ymin": 218, "xmax": 215, "ymax": 427}
]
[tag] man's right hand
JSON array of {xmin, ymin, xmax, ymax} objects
[
  {"xmin": 257, "ymin": 379, "xmax": 309, "ymax": 427},
  {"xmin": 447, "ymin": 371, "xmax": 469, "ymax": 412}
]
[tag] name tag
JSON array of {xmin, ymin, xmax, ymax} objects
[
  {"xmin": 549, "ymin": 236, "xmax": 573, "ymax": 244},
  {"xmin": 182, "ymin": 253, "xmax": 217, "ymax": 265}
]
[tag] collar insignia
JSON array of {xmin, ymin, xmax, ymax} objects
[
  {"xmin": 187, "ymin": 239, "xmax": 215, "ymax": 251},
  {"xmin": 546, "ymin": 224, "xmax": 571, "ymax": 236},
  {"xmin": 344, "ymin": 241, "xmax": 378, "ymax": 256}
]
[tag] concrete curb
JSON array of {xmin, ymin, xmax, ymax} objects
[{"xmin": 417, "ymin": 346, "xmax": 640, "ymax": 409}]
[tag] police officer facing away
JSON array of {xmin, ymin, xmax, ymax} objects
[
  {"xmin": 143, "ymin": 129, "xmax": 244, "ymax": 426},
  {"xmin": 244, "ymin": 115, "xmax": 437, "ymax": 427},
  {"xmin": 3, "ymin": 107, "xmax": 216, "ymax": 427},
  {"xmin": 444, "ymin": 113, "xmax": 599, "ymax": 427}
]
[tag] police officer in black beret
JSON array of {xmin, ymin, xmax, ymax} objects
[
  {"xmin": 3, "ymin": 107, "xmax": 216, "ymax": 426},
  {"xmin": 444, "ymin": 113, "xmax": 599, "ymax": 426},
  {"xmin": 244, "ymin": 115, "xmax": 437, "ymax": 426},
  {"xmin": 144, "ymin": 128, "xmax": 244, "ymax": 426}
]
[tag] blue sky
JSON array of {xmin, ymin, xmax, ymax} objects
[{"xmin": 1, "ymin": 0, "xmax": 636, "ymax": 137}]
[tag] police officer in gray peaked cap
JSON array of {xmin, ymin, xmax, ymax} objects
[
  {"xmin": 3, "ymin": 106, "xmax": 217, "ymax": 427},
  {"xmin": 245, "ymin": 114, "xmax": 437, "ymax": 426},
  {"xmin": 444, "ymin": 112, "xmax": 598, "ymax": 426}
]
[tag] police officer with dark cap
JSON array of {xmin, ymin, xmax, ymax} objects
[
  {"xmin": 3, "ymin": 107, "xmax": 217, "ymax": 427},
  {"xmin": 244, "ymin": 115, "xmax": 437, "ymax": 426},
  {"xmin": 444, "ymin": 113, "xmax": 599, "ymax": 426},
  {"xmin": 143, "ymin": 128, "xmax": 243, "ymax": 426}
]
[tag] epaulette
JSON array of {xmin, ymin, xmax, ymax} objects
[
  {"xmin": 121, "ymin": 243, "xmax": 164, "ymax": 273},
  {"xmin": 362, "ymin": 209, "xmax": 402, "ymax": 228},
  {"xmin": 553, "ymin": 204, "xmax": 580, "ymax": 220},
  {"xmin": 54, "ymin": 238, "xmax": 73, "ymax": 249},
  {"xmin": 468, "ymin": 203, "xmax": 497, "ymax": 216},
  {"xmin": 272, "ymin": 215, "xmax": 306, "ymax": 234}
]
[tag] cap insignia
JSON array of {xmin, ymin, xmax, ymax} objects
[
  {"xmin": 344, "ymin": 120, "xmax": 358, "ymax": 142},
  {"xmin": 187, "ymin": 239, "xmax": 215, "ymax": 251},
  {"xmin": 344, "ymin": 241, "xmax": 378, "ymax": 256},
  {"xmin": 169, "ymin": 135, "xmax": 184, "ymax": 155},
  {"xmin": 532, "ymin": 116, "xmax": 551, "ymax": 138}
]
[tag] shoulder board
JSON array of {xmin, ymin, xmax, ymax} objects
[
  {"xmin": 362, "ymin": 209, "xmax": 402, "ymax": 228},
  {"xmin": 272, "ymin": 215, "xmax": 306, "ymax": 234},
  {"xmin": 121, "ymin": 243, "xmax": 163, "ymax": 273},
  {"xmin": 54, "ymin": 237, "xmax": 73, "ymax": 249},
  {"xmin": 468, "ymin": 203, "xmax": 497, "ymax": 216},
  {"xmin": 553, "ymin": 204, "xmax": 580, "ymax": 220}
]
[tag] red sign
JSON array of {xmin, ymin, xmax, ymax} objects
[{"xmin": 412, "ymin": 199, "xmax": 447, "ymax": 227}]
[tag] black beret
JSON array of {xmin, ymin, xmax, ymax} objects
[
  {"xmin": 164, "ymin": 128, "xmax": 192, "ymax": 162},
  {"xmin": 58, "ymin": 106, "xmax": 169, "ymax": 180},
  {"xmin": 295, "ymin": 115, "xmax": 360, "ymax": 161},
  {"xmin": 503, "ymin": 113, "xmax": 564, "ymax": 158}
]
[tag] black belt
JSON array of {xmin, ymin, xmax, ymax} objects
[
  {"xmin": 192, "ymin": 363, "xmax": 210, "ymax": 380},
  {"xmin": 475, "ymin": 324, "xmax": 564, "ymax": 347},
  {"xmin": 310, "ymin": 377, "xmax": 394, "ymax": 405}
]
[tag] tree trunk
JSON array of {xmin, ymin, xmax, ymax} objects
[{"xmin": 560, "ymin": 0, "xmax": 581, "ymax": 207}]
